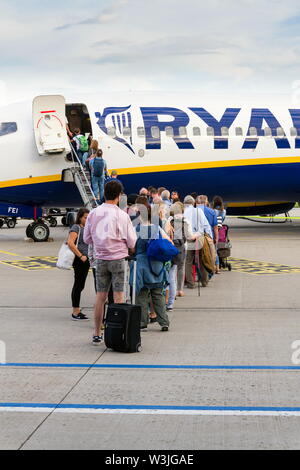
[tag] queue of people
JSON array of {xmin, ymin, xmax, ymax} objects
[{"xmin": 66, "ymin": 176, "xmax": 227, "ymax": 346}]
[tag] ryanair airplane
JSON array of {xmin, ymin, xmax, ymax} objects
[{"xmin": 0, "ymin": 93, "xmax": 299, "ymax": 240}]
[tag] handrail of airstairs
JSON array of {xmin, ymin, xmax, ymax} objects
[{"xmin": 68, "ymin": 142, "xmax": 98, "ymax": 208}]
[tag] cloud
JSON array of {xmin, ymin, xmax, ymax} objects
[
  {"xmin": 3, "ymin": 0, "xmax": 300, "ymax": 102},
  {"xmin": 55, "ymin": 0, "xmax": 129, "ymax": 31},
  {"xmin": 91, "ymin": 35, "xmax": 234, "ymax": 64}
]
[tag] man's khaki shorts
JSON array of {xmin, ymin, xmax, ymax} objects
[{"xmin": 95, "ymin": 259, "xmax": 126, "ymax": 292}]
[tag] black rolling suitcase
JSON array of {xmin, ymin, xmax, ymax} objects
[{"xmin": 104, "ymin": 258, "xmax": 142, "ymax": 353}]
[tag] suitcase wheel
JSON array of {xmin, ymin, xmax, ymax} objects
[{"xmin": 137, "ymin": 344, "xmax": 143, "ymax": 352}]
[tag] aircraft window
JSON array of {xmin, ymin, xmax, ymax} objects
[
  {"xmin": 179, "ymin": 126, "xmax": 187, "ymax": 137},
  {"xmin": 276, "ymin": 127, "xmax": 284, "ymax": 137},
  {"xmin": 165, "ymin": 126, "xmax": 174, "ymax": 137},
  {"xmin": 0, "ymin": 122, "xmax": 17, "ymax": 137},
  {"xmin": 290, "ymin": 127, "xmax": 298, "ymax": 136},
  {"xmin": 207, "ymin": 126, "xmax": 214, "ymax": 136},
  {"xmin": 137, "ymin": 127, "xmax": 145, "ymax": 137},
  {"xmin": 107, "ymin": 126, "xmax": 116, "ymax": 137},
  {"xmin": 264, "ymin": 127, "xmax": 272, "ymax": 137},
  {"xmin": 249, "ymin": 126, "xmax": 257, "ymax": 136},
  {"xmin": 151, "ymin": 126, "xmax": 160, "ymax": 138},
  {"xmin": 123, "ymin": 126, "xmax": 131, "ymax": 137},
  {"xmin": 221, "ymin": 126, "xmax": 229, "ymax": 136},
  {"xmin": 193, "ymin": 127, "xmax": 201, "ymax": 136},
  {"xmin": 235, "ymin": 127, "xmax": 243, "ymax": 136}
]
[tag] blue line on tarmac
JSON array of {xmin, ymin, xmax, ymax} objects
[
  {"xmin": 1, "ymin": 363, "xmax": 300, "ymax": 370},
  {"xmin": 1, "ymin": 402, "xmax": 300, "ymax": 412}
]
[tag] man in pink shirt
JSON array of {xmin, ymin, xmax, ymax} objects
[{"xmin": 84, "ymin": 180, "xmax": 137, "ymax": 345}]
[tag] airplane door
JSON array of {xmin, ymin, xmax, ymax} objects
[{"xmin": 33, "ymin": 95, "xmax": 70, "ymax": 155}]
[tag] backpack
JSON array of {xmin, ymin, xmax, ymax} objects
[
  {"xmin": 147, "ymin": 230, "xmax": 179, "ymax": 276},
  {"xmin": 170, "ymin": 217, "xmax": 186, "ymax": 265},
  {"xmin": 92, "ymin": 157, "xmax": 105, "ymax": 177},
  {"xmin": 78, "ymin": 135, "xmax": 89, "ymax": 152}
]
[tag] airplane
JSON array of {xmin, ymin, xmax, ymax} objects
[{"xmin": 0, "ymin": 92, "xmax": 299, "ymax": 241}]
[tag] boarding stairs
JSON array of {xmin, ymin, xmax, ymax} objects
[{"xmin": 69, "ymin": 145, "xmax": 98, "ymax": 211}]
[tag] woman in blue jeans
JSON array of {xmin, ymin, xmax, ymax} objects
[{"xmin": 89, "ymin": 149, "xmax": 108, "ymax": 204}]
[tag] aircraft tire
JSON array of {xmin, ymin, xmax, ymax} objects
[
  {"xmin": 49, "ymin": 217, "xmax": 57, "ymax": 227},
  {"xmin": 0, "ymin": 219, "xmax": 4, "ymax": 228},
  {"xmin": 26, "ymin": 222, "xmax": 50, "ymax": 242},
  {"xmin": 61, "ymin": 216, "xmax": 67, "ymax": 226},
  {"xmin": 6, "ymin": 218, "xmax": 16, "ymax": 229}
]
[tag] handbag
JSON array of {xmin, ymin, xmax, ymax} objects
[{"xmin": 56, "ymin": 227, "xmax": 81, "ymax": 270}]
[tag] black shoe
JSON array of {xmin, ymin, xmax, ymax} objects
[
  {"xmin": 161, "ymin": 326, "xmax": 169, "ymax": 332},
  {"xmin": 140, "ymin": 326, "xmax": 148, "ymax": 331},
  {"xmin": 149, "ymin": 317, "xmax": 157, "ymax": 323},
  {"xmin": 72, "ymin": 312, "xmax": 89, "ymax": 321},
  {"xmin": 92, "ymin": 335, "xmax": 103, "ymax": 345}
]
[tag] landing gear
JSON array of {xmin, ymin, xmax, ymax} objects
[
  {"xmin": 48, "ymin": 217, "xmax": 57, "ymax": 228},
  {"xmin": 61, "ymin": 216, "xmax": 67, "ymax": 226},
  {"xmin": 6, "ymin": 218, "xmax": 17, "ymax": 229},
  {"xmin": 26, "ymin": 221, "xmax": 50, "ymax": 242},
  {"xmin": 0, "ymin": 219, "xmax": 4, "ymax": 228}
]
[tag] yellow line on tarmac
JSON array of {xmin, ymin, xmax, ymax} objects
[{"xmin": 0, "ymin": 250, "xmax": 20, "ymax": 256}]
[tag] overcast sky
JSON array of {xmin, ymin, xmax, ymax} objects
[{"xmin": 1, "ymin": 0, "xmax": 300, "ymax": 104}]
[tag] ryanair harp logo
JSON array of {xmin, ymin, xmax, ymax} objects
[{"xmin": 95, "ymin": 106, "xmax": 134, "ymax": 154}]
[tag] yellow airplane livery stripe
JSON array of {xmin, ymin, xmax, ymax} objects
[
  {"xmin": 114, "ymin": 155, "xmax": 300, "ymax": 175},
  {"xmin": 0, "ymin": 174, "xmax": 61, "ymax": 189},
  {"xmin": 226, "ymin": 201, "xmax": 290, "ymax": 207}
]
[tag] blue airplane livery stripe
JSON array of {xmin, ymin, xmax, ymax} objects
[{"xmin": 1, "ymin": 161, "xmax": 300, "ymax": 206}]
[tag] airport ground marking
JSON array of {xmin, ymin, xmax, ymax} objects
[
  {"xmin": 1, "ymin": 363, "xmax": 300, "ymax": 370},
  {"xmin": 1, "ymin": 255, "xmax": 300, "ymax": 275},
  {"xmin": 0, "ymin": 256, "xmax": 58, "ymax": 271},
  {"xmin": 229, "ymin": 257, "xmax": 300, "ymax": 275},
  {"xmin": 0, "ymin": 250, "xmax": 20, "ymax": 256},
  {"xmin": 2, "ymin": 402, "xmax": 300, "ymax": 417}
]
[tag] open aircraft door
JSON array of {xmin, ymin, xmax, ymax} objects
[{"xmin": 33, "ymin": 95, "xmax": 70, "ymax": 155}]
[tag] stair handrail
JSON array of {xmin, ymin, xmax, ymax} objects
[{"xmin": 69, "ymin": 142, "xmax": 98, "ymax": 208}]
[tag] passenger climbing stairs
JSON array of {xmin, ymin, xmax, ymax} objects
[{"xmin": 70, "ymin": 145, "xmax": 98, "ymax": 211}]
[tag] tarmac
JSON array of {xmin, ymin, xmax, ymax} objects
[{"xmin": 1, "ymin": 210, "xmax": 300, "ymax": 450}]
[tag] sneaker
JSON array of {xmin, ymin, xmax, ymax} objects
[
  {"xmin": 161, "ymin": 326, "xmax": 169, "ymax": 332},
  {"xmin": 92, "ymin": 335, "xmax": 103, "ymax": 345},
  {"xmin": 166, "ymin": 306, "xmax": 173, "ymax": 312},
  {"xmin": 72, "ymin": 312, "xmax": 89, "ymax": 321}
]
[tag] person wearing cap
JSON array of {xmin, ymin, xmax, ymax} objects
[{"xmin": 105, "ymin": 170, "xmax": 123, "ymax": 186}]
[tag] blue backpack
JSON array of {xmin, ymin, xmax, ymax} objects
[
  {"xmin": 147, "ymin": 230, "xmax": 179, "ymax": 276},
  {"xmin": 92, "ymin": 157, "xmax": 105, "ymax": 177}
]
